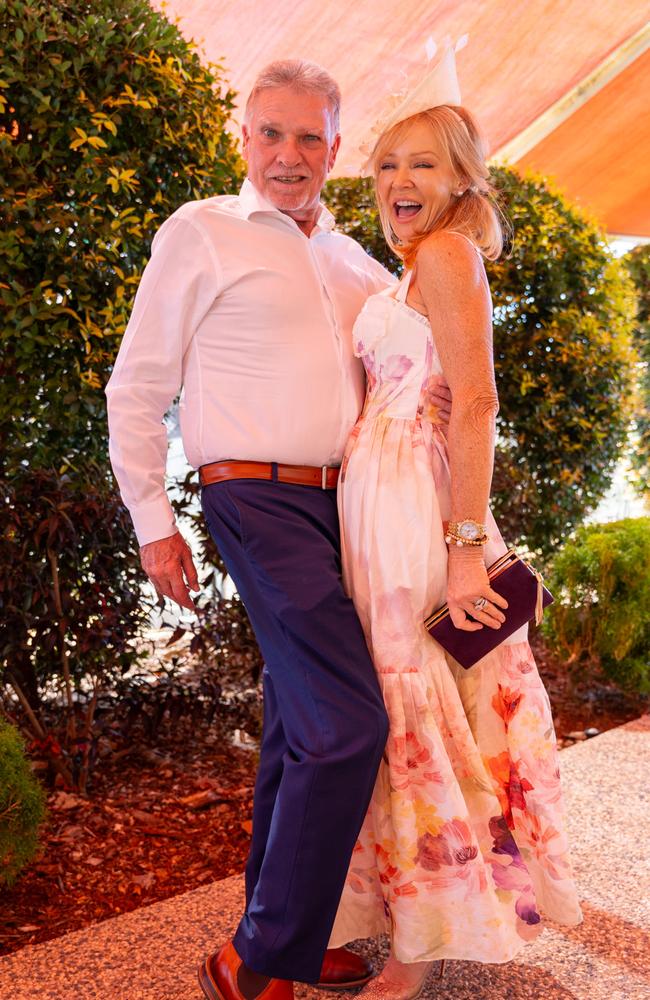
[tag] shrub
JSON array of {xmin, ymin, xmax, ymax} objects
[
  {"xmin": 324, "ymin": 176, "xmax": 400, "ymax": 273},
  {"xmin": 0, "ymin": 468, "xmax": 149, "ymax": 789},
  {"xmin": 0, "ymin": 718, "xmax": 46, "ymax": 887},
  {"xmin": 324, "ymin": 169, "xmax": 637, "ymax": 556},
  {"xmin": 624, "ymin": 245, "xmax": 650, "ymax": 498},
  {"xmin": 0, "ymin": 0, "xmax": 245, "ymax": 782},
  {"xmin": 0, "ymin": 0, "xmax": 243, "ymax": 474},
  {"xmin": 543, "ymin": 517, "xmax": 650, "ymax": 694}
]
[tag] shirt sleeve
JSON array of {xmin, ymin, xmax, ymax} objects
[{"xmin": 105, "ymin": 212, "xmax": 221, "ymax": 546}]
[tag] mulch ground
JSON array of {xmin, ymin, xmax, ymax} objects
[
  {"xmin": 0, "ymin": 714, "xmax": 258, "ymax": 958},
  {"xmin": 1, "ymin": 631, "xmax": 647, "ymax": 958}
]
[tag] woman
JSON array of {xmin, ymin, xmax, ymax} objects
[{"xmin": 329, "ymin": 43, "xmax": 582, "ymax": 999}]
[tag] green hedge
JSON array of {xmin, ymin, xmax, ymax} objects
[
  {"xmin": 0, "ymin": 718, "xmax": 46, "ymax": 886},
  {"xmin": 543, "ymin": 517, "xmax": 650, "ymax": 694}
]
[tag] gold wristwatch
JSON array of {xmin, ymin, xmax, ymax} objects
[{"xmin": 445, "ymin": 519, "xmax": 489, "ymax": 547}]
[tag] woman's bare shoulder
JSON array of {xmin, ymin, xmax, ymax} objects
[
  {"xmin": 418, "ymin": 229, "xmax": 480, "ymax": 264},
  {"xmin": 416, "ymin": 231, "xmax": 484, "ymax": 295}
]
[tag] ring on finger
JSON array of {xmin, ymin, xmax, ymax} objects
[{"xmin": 472, "ymin": 597, "xmax": 488, "ymax": 611}]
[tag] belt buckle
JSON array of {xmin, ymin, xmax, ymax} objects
[{"xmin": 321, "ymin": 465, "xmax": 328, "ymax": 489}]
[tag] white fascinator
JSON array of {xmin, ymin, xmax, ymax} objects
[{"xmin": 360, "ymin": 35, "xmax": 467, "ymax": 174}]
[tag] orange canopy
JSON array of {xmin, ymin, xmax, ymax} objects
[{"xmin": 153, "ymin": 1, "xmax": 650, "ymax": 236}]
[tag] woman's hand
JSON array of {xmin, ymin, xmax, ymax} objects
[{"xmin": 446, "ymin": 549, "xmax": 508, "ymax": 632}]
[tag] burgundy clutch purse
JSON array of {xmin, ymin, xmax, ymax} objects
[{"xmin": 424, "ymin": 549, "xmax": 553, "ymax": 669}]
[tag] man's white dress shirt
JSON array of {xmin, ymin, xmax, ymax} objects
[{"xmin": 106, "ymin": 179, "xmax": 393, "ymax": 545}]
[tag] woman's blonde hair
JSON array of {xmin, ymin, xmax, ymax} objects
[{"xmin": 371, "ymin": 105, "xmax": 506, "ymax": 266}]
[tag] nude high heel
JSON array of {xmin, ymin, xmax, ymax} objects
[{"xmin": 357, "ymin": 961, "xmax": 434, "ymax": 1000}]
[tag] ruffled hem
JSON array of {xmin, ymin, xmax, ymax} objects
[{"xmin": 329, "ymin": 639, "xmax": 582, "ymax": 962}]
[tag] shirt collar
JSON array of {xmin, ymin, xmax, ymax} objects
[{"xmin": 239, "ymin": 177, "xmax": 336, "ymax": 236}]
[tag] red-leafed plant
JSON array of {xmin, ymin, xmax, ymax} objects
[{"xmin": 0, "ymin": 468, "xmax": 149, "ymax": 791}]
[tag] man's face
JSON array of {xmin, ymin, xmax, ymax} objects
[{"xmin": 242, "ymin": 86, "xmax": 341, "ymax": 225}]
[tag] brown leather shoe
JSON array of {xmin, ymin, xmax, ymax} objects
[
  {"xmin": 198, "ymin": 941, "xmax": 294, "ymax": 1000},
  {"xmin": 317, "ymin": 947, "xmax": 374, "ymax": 990}
]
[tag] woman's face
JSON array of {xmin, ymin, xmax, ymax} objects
[{"xmin": 375, "ymin": 120, "xmax": 461, "ymax": 243}]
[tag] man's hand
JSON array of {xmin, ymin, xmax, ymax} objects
[
  {"xmin": 139, "ymin": 531, "xmax": 200, "ymax": 611},
  {"xmin": 428, "ymin": 374, "xmax": 452, "ymax": 431}
]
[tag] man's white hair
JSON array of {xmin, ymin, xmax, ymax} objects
[{"xmin": 244, "ymin": 59, "xmax": 341, "ymax": 132}]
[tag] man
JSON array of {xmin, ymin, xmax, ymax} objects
[{"xmin": 106, "ymin": 60, "xmax": 450, "ymax": 1000}]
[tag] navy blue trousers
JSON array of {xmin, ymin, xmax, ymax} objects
[{"xmin": 201, "ymin": 479, "xmax": 388, "ymax": 983}]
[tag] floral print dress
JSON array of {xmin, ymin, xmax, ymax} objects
[{"xmin": 330, "ymin": 241, "xmax": 582, "ymax": 964}]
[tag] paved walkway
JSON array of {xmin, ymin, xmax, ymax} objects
[{"xmin": 1, "ymin": 717, "xmax": 648, "ymax": 1000}]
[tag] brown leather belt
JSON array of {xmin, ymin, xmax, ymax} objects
[{"xmin": 199, "ymin": 459, "xmax": 340, "ymax": 490}]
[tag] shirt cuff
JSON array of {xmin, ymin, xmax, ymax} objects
[{"xmin": 128, "ymin": 496, "xmax": 178, "ymax": 547}]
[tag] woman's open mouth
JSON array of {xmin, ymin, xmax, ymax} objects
[{"xmin": 393, "ymin": 200, "xmax": 422, "ymax": 220}]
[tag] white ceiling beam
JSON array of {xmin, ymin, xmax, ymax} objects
[{"xmin": 490, "ymin": 21, "xmax": 650, "ymax": 163}]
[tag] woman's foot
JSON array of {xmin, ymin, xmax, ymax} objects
[{"xmin": 358, "ymin": 957, "xmax": 434, "ymax": 1000}]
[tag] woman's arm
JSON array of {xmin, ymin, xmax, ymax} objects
[{"xmin": 415, "ymin": 231, "xmax": 507, "ymax": 632}]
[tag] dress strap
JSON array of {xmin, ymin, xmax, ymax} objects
[
  {"xmin": 394, "ymin": 234, "xmax": 481, "ymax": 303},
  {"xmin": 395, "ymin": 268, "xmax": 414, "ymax": 302}
]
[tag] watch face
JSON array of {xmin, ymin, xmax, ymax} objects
[{"xmin": 459, "ymin": 521, "xmax": 481, "ymax": 539}]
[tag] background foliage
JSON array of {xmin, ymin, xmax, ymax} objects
[
  {"xmin": 543, "ymin": 517, "xmax": 650, "ymax": 694},
  {"xmin": 0, "ymin": 0, "xmax": 244, "ymax": 784},
  {"xmin": 624, "ymin": 245, "xmax": 650, "ymax": 498},
  {"xmin": 324, "ymin": 169, "xmax": 638, "ymax": 556},
  {"xmin": 0, "ymin": 0, "xmax": 242, "ymax": 473},
  {"xmin": 0, "ymin": 469, "xmax": 148, "ymax": 790},
  {"xmin": 0, "ymin": 718, "xmax": 46, "ymax": 887}
]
